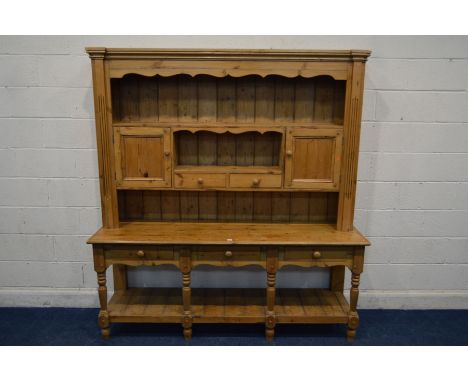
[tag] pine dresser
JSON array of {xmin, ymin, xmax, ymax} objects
[{"xmin": 86, "ymin": 48, "xmax": 371, "ymax": 341}]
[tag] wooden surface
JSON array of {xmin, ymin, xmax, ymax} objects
[
  {"xmin": 337, "ymin": 61, "xmax": 367, "ymax": 231},
  {"xmin": 174, "ymin": 129, "xmax": 282, "ymax": 167},
  {"xmin": 86, "ymin": 48, "xmax": 371, "ymax": 61},
  {"xmin": 90, "ymin": 56, "xmax": 119, "ymax": 227},
  {"xmin": 111, "ymin": 75, "xmax": 346, "ymax": 124},
  {"xmin": 108, "ymin": 287, "xmax": 349, "ymax": 324},
  {"xmin": 114, "ymin": 126, "xmax": 171, "ymax": 188},
  {"xmin": 87, "ymin": 221, "xmax": 369, "ymax": 246},
  {"xmin": 118, "ymin": 191, "xmax": 338, "ymax": 223},
  {"xmin": 87, "ymin": 47, "xmax": 370, "ymax": 340},
  {"xmin": 285, "ymin": 128, "xmax": 343, "ymax": 190}
]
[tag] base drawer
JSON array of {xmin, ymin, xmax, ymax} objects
[
  {"xmin": 104, "ymin": 246, "xmax": 176, "ymax": 264},
  {"xmin": 192, "ymin": 246, "xmax": 264, "ymax": 266},
  {"xmin": 279, "ymin": 247, "xmax": 354, "ymax": 268}
]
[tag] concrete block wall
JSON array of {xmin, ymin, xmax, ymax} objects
[{"xmin": 0, "ymin": 36, "xmax": 467, "ymax": 308}]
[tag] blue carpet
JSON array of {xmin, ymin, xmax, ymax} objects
[{"xmin": 0, "ymin": 308, "xmax": 467, "ymax": 345}]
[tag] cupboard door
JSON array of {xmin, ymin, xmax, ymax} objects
[
  {"xmin": 284, "ymin": 128, "xmax": 342, "ymax": 190},
  {"xmin": 115, "ymin": 127, "xmax": 171, "ymax": 188}
]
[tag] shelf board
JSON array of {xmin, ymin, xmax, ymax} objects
[
  {"xmin": 88, "ymin": 222, "xmax": 370, "ymax": 246},
  {"xmin": 112, "ymin": 121, "xmax": 344, "ymax": 129},
  {"xmin": 174, "ymin": 165, "xmax": 282, "ymax": 174},
  {"xmin": 108, "ymin": 288, "xmax": 349, "ymax": 324}
]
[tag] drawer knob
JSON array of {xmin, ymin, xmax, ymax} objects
[
  {"xmin": 225, "ymin": 250, "xmax": 233, "ymax": 257},
  {"xmin": 136, "ymin": 250, "xmax": 145, "ymax": 258},
  {"xmin": 252, "ymin": 178, "xmax": 260, "ymax": 186},
  {"xmin": 197, "ymin": 178, "xmax": 204, "ymax": 185},
  {"xmin": 312, "ymin": 251, "xmax": 321, "ymax": 259},
  {"xmin": 286, "ymin": 150, "xmax": 293, "ymax": 157},
  {"xmin": 164, "ymin": 151, "xmax": 170, "ymax": 157}
]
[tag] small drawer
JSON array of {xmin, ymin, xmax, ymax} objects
[
  {"xmin": 280, "ymin": 247, "xmax": 353, "ymax": 267},
  {"xmin": 175, "ymin": 172, "xmax": 227, "ymax": 189},
  {"xmin": 192, "ymin": 246, "xmax": 264, "ymax": 266},
  {"xmin": 104, "ymin": 246, "xmax": 175, "ymax": 262},
  {"xmin": 229, "ymin": 174, "xmax": 282, "ymax": 189}
]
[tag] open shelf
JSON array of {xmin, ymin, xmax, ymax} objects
[
  {"xmin": 174, "ymin": 130, "xmax": 283, "ymax": 167},
  {"xmin": 108, "ymin": 288, "xmax": 349, "ymax": 324},
  {"xmin": 110, "ymin": 74, "xmax": 346, "ymax": 125}
]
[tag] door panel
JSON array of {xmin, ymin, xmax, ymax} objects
[
  {"xmin": 285, "ymin": 128, "xmax": 342, "ymax": 190},
  {"xmin": 115, "ymin": 127, "xmax": 171, "ymax": 188}
]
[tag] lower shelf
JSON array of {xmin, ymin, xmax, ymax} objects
[{"xmin": 108, "ymin": 288, "xmax": 350, "ymax": 324}]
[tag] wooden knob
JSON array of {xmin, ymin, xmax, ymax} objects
[
  {"xmin": 312, "ymin": 251, "xmax": 321, "ymax": 259},
  {"xmin": 286, "ymin": 150, "xmax": 292, "ymax": 157},
  {"xmin": 136, "ymin": 250, "xmax": 145, "ymax": 258},
  {"xmin": 197, "ymin": 178, "xmax": 204, "ymax": 185},
  {"xmin": 252, "ymin": 178, "xmax": 260, "ymax": 186},
  {"xmin": 164, "ymin": 151, "xmax": 170, "ymax": 156},
  {"xmin": 224, "ymin": 250, "xmax": 233, "ymax": 257}
]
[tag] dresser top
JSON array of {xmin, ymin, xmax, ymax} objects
[
  {"xmin": 85, "ymin": 47, "xmax": 371, "ymax": 62},
  {"xmin": 88, "ymin": 222, "xmax": 370, "ymax": 246}
]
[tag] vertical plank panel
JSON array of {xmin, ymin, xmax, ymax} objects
[
  {"xmin": 271, "ymin": 132, "xmax": 281, "ymax": 166},
  {"xmin": 217, "ymin": 133, "xmax": 236, "ymax": 165},
  {"xmin": 178, "ymin": 75, "xmax": 198, "ymax": 121},
  {"xmin": 327, "ymin": 193, "xmax": 338, "ymax": 223},
  {"xmin": 237, "ymin": 76, "xmax": 255, "ymax": 123},
  {"xmin": 255, "ymin": 77, "xmax": 275, "ymax": 123},
  {"xmin": 235, "ymin": 192, "xmax": 253, "ymax": 222},
  {"xmin": 117, "ymin": 191, "xmax": 126, "ymax": 220},
  {"xmin": 236, "ymin": 76, "xmax": 256, "ymax": 166},
  {"xmin": 125, "ymin": 191, "xmax": 143, "ymax": 220},
  {"xmin": 198, "ymin": 191, "xmax": 218, "ymax": 221},
  {"xmin": 158, "ymin": 76, "xmax": 179, "ymax": 122},
  {"xmin": 161, "ymin": 191, "xmax": 180, "ymax": 221},
  {"xmin": 314, "ymin": 77, "xmax": 334, "ymax": 121},
  {"xmin": 143, "ymin": 190, "xmax": 162, "ymax": 220},
  {"xmin": 308, "ymin": 193, "xmax": 328, "ymax": 222},
  {"xmin": 294, "ymin": 78, "xmax": 315, "ymax": 123},
  {"xmin": 110, "ymin": 79, "xmax": 121, "ymax": 122},
  {"xmin": 274, "ymin": 77, "xmax": 295, "ymax": 122},
  {"xmin": 236, "ymin": 132, "xmax": 255, "ymax": 166},
  {"xmin": 198, "ymin": 132, "xmax": 217, "ymax": 165},
  {"xmin": 217, "ymin": 78, "xmax": 236, "ymax": 166},
  {"xmin": 180, "ymin": 191, "xmax": 198, "ymax": 221},
  {"xmin": 139, "ymin": 77, "xmax": 159, "ymax": 121},
  {"xmin": 120, "ymin": 76, "xmax": 139, "ymax": 121},
  {"xmin": 333, "ymin": 81, "xmax": 346, "ymax": 124},
  {"xmin": 254, "ymin": 132, "xmax": 273, "ymax": 166},
  {"xmin": 253, "ymin": 192, "xmax": 272, "ymax": 222},
  {"xmin": 271, "ymin": 192, "xmax": 290, "ymax": 222},
  {"xmin": 290, "ymin": 192, "xmax": 309, "ymax": 222},
  {"xmin": 217, "ymin": 191, "xmax": 236, "ymax": 221},
  {"xmin": 177, "ymin": 131, "xmax": 198, "ymax": 165},
  {"xmin": 217, "ymin": 77, "xmax": 236, "ymax": 122},
  {"xmin": 198, "ymin": 75, "xmax": 217, "ymax": 122}
]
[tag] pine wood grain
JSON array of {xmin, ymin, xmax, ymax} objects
[
  {"xmin": 107, "ymin": 287, "xmax": 349, "ymax": 324},
  {"xmin": 88, "ymin": 221, "xmax": 369, "ymax": 246}
]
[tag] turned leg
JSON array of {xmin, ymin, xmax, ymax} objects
[
  {"xmin": 347, "ymin": 272, "xmax": 360, "ymax": 341},
  {"xmin": 180, "ymin": 250, "xmax": 192, "ymax": 340},
  {"xmin": 347, "ymin": 247, "xmax": 364, "ymax": 341},
  {"xmin": 94, "ymin": 247, "xmax": 110, "ymax": 338},
  {"xmin": 265, "ymin": 249, "xmax": 278, "ymax": 341}
]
